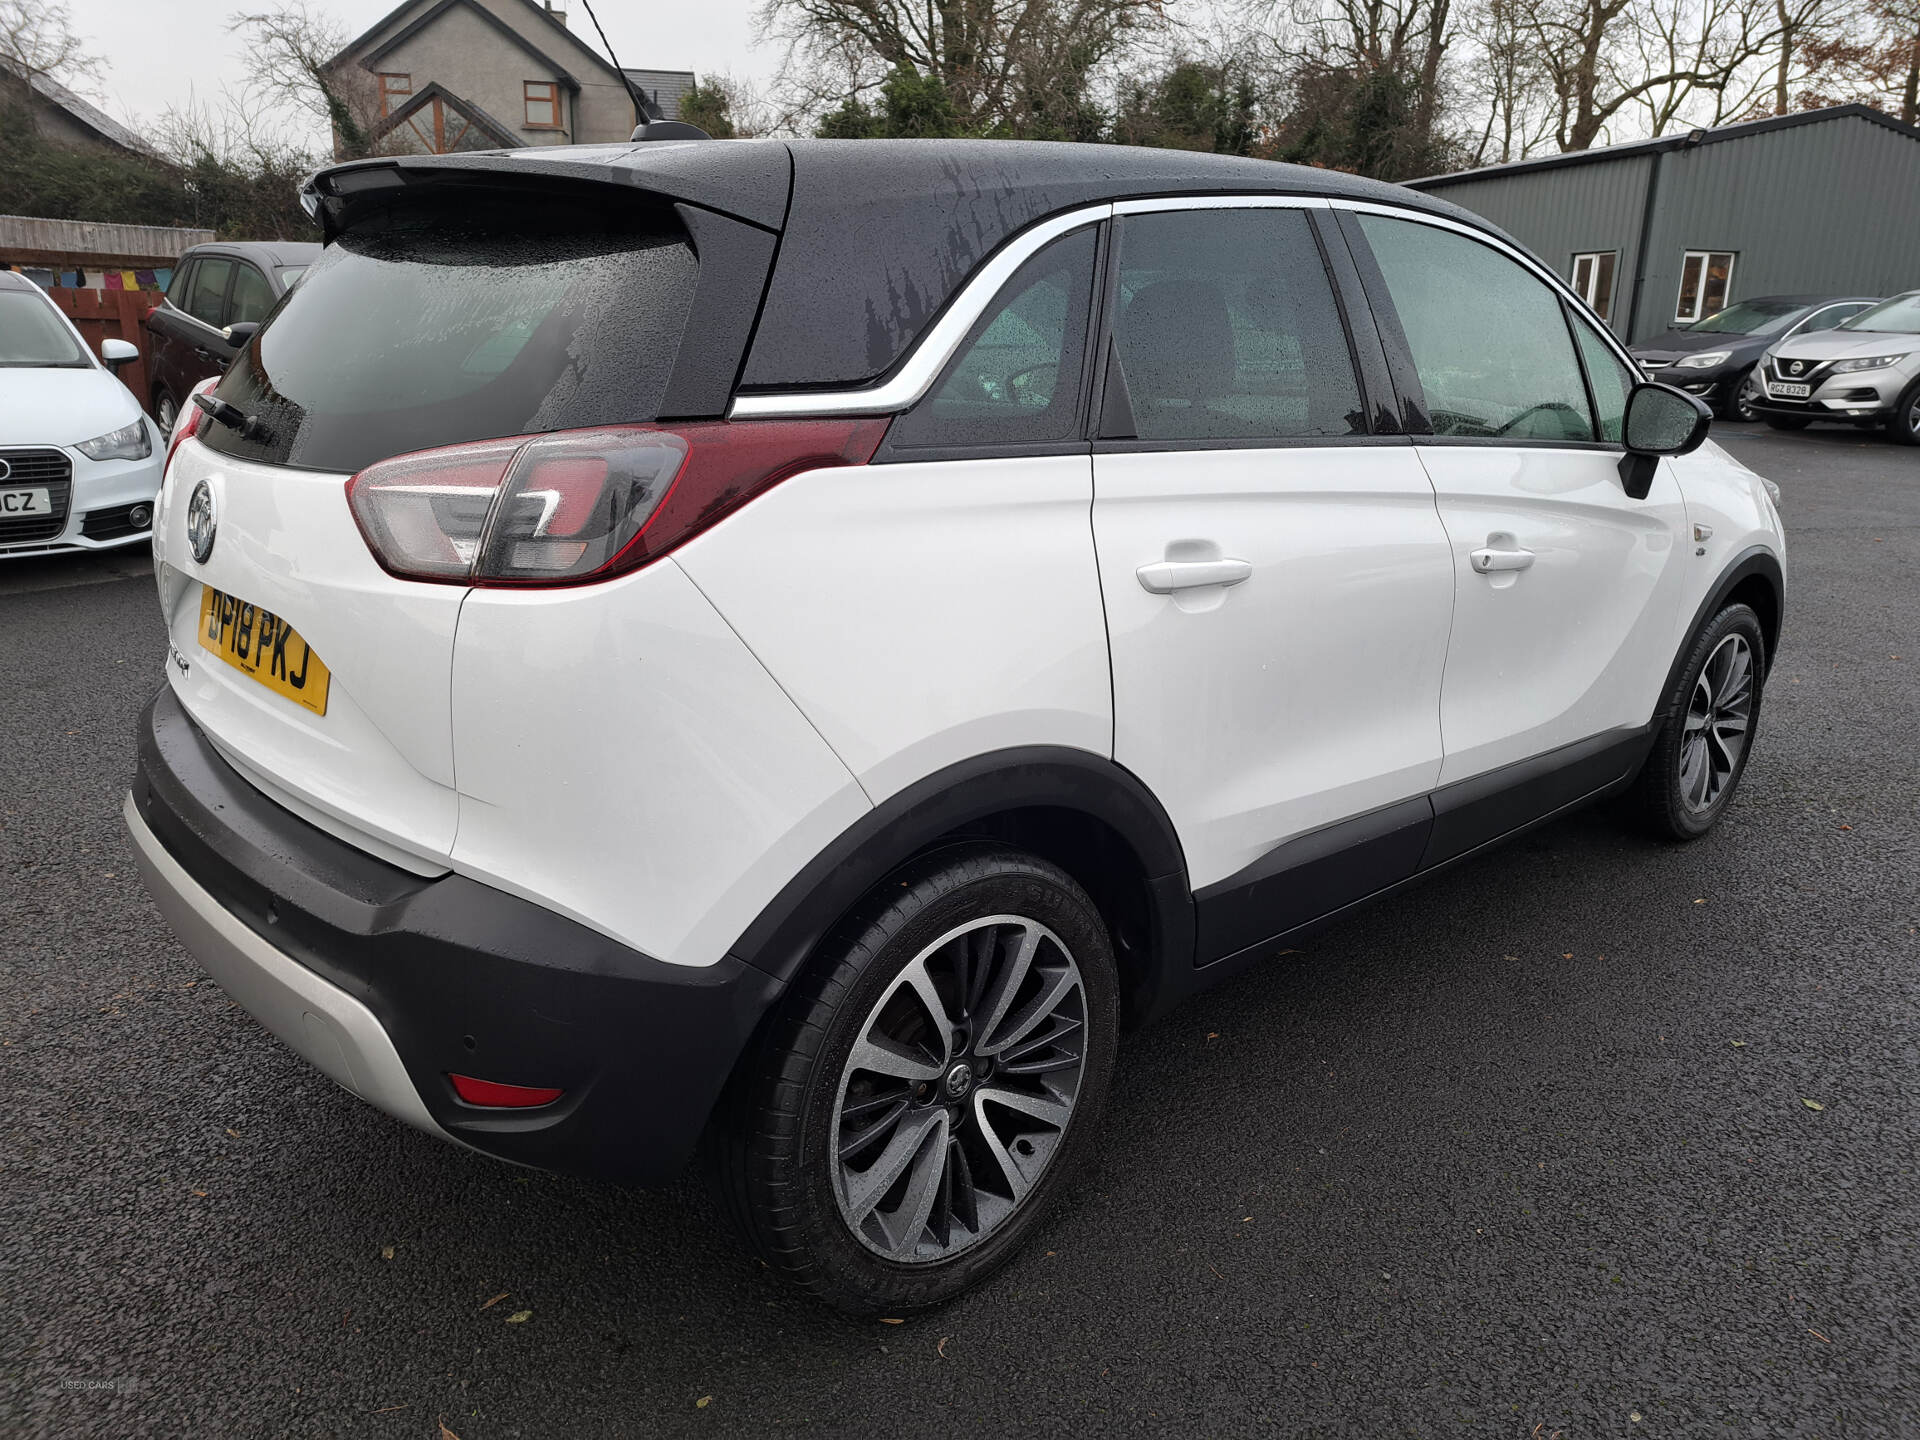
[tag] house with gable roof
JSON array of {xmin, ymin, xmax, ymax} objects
[{"xmin": 327, "ymin": 0, "xmax": 694, "ymax": 156}]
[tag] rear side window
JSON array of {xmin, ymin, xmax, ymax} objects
[
  {"xmin": 227, "ymin": 264, "xmax": 274, "ymax": 326},
  {"xmin": 1109, "ymin": 208, "xmax": 1363, "ymax": 441},
  {"xmin": 186, "ymin": 258, "xmax": 232, "ymax": 327},
  {"xmin": 202, "ymin": 199, "xmax": 696, "ymax": 472},
  {"xmin": 887, "ymin": 227, "xmax": 1098, "ymax": 451},
  {"xmin": 1357, "ymin": 214, "xmax": 1595, "ymax": 443}
]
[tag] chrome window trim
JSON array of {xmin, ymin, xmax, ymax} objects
[
  {"xmin": 728, "ymin": 202, "xmax": 1113, "ymax": 419},
  {"xmin": 726, "ymin": 192, "xmax": 1646, "ymax": 421}
]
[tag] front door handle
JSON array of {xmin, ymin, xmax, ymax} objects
[
  {"xmin": 1136, "ymin": 557, "xmax": 1253, "ymax": 593},
  {"xmin": 1470, "ymin": 546, "xmax": 1535, "ymax": 574}
]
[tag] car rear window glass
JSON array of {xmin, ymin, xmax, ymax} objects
[
  {"xmin": 1110, "ymin": 208, "xmax": 1364, "ymax": 441},
  {"xmin": 887, "ymin": 227, "xmax": 1098, "ymax": 451},
  {"xmin": 0, "ymin": 290, "xmax": 90, "ymax": 367},
  {"xmin": 200, "ymin": 198, "xmax": 696, "ymax": 473}
]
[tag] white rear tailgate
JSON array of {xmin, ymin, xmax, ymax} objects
[{"xmin": 154, "ymin": 436, "xmax": 466, "ymax": 864}]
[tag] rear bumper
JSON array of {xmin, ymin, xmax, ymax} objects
[{"xmin": 127, "ymin": 685, "xmax": 783, "ymax": 1185}]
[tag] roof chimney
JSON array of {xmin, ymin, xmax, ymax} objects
[{"xmin": 545, "ymin": 2, "xmax": 567, "ymax": 25}]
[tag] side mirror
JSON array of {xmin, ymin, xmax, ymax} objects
[
  {"xmin": 1618, "ymin": 381, "xmax": 1712, "ymax": 499},
  {"xmin": 100, "ymin": 337, "xmax": 138, "ymax": 371},
  {"xmin": 223, "ymin": 321, "xmax": 260, "ymax": 346}
]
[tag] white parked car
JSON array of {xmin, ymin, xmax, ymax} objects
[
  {"xmin": 0, "ymin": 270, "xmax": 163, "ymax": 556},
  {"xmin": 127, "ymin": 140, "xmax": 1787, "ymax": 1315}
]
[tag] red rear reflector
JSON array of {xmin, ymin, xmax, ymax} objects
[
  {"xmin": 345, "ymin": 417, "xmax": 888, "ymax": 587},
  {"xmin": 448, "ymin": 1074, "xmax": 565, "ymax": 1108}
]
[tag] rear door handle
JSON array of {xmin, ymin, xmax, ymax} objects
[
  {"xmin": 1136, "ymin": 558, "xmax": 1253, "ymax": 593},
  {"xmin": 1470, "ymin": 546, "xmax": 1535, "ymax": 574}
]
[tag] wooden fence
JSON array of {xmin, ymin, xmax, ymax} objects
[{"xmin": 46, "ymin": 288, "xmax": 166, "ymax": 414}]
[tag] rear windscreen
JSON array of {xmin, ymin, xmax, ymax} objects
[{"xmin": 200, "ymin": 196, "xmax": 696, "ymax": 472}]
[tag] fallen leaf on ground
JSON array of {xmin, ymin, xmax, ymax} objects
[
  {"xmin": 371, "ymin": 1403, "xmax": 408, "ymax": 1414},
  {"xmin": 1729, "ymin": 1040, "xmax": 1747, "ymax": 1048},
  {"xmin": 380, "ymin": 1245, "xmax": 395, "ymax": 1261},
  {"xmin": 696, "ymin": 1395, "xmax": 712, "ymax": 1408},
  {"xmin": 225, "ymin": 1128, "xmax": 242, "ymax": 1138},
  {"xmin": 879, "ymin": 1317, "xmax": 905, "ymax": 1324},
  {"xmin": 479, "ymin": 1292, "xmax": 510, "ymax": 1310},
  {"xmin": 506, "ymin": 1309, "xmax": 532, "ymax": 1323},
  {"xmin": 438, "ymin": 1421, "xmax": 460, "ymax": 1440},
  {"xmin": 936, "ymin": 1336, "xmax": 950, "ymax": 1358},
  {"xmin": 1802, "ymin": 1099, "xmax": 1824, "ymax": 1111},
  {"xmin": 1808, "ymin": 1328, "xmax": 1831, "ymax": 1343},
  {"xmin": 191, "ymin": 1188, "xmax": 208, "ymax": 1197}
]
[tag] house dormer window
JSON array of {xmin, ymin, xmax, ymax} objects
[
  {"xmin": 524, "ymin": 81, "xmax": 561, "ymax": 130},
  {"xmin": 378, "ymin": 73, "xmax": 412, "ymax": 117}
]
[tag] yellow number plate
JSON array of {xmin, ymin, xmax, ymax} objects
[{"xmin": 196, "ymin": 586, "xmax": 331, "ymax": 716}]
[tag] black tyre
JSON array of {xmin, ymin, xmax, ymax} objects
[
  {"xmin": 1725, "ymin": 367, "xmax": 1760, "ymax": 423},
  {"xmin": 1887, "ymin": 377, "xmax": 1920, "ymax": 447},
  {"xmin": 1763, "ymin": 415, "xmax": 1809, "ymax": 431},
  {"xmin": 1629, "ymin": 603, "xmax": 1766, "ymax": 840},
  {"xmin": 708, "ymin": 845, "xmax": 1119, "ymax": 1315}
]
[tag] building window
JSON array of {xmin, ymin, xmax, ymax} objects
[
  {"xmin": 1570, "ymin": 251, "xmax": 1617, "ymax": 323},
  {"xmin": 1676, "ymin": 250, "xmax": 1736, "ymax": 324},
  {"xmin": 377, "ymin": 72, "xmax": 412, "ymax": 117},
  {"xmin": 524, "ymin": 81, "xmax": 561, "ymax": 129}
]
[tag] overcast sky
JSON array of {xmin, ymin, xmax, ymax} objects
[{"xmin": 70, "ymin": 0, "xmax": 770, "ymax": 143}]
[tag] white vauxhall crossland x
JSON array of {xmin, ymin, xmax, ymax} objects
[{"xmin": 128, "ymin": 138, "xmax": 1786, "ymax": 1314}]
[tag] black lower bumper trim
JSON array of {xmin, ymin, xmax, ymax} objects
[{"xmin": 133, "ymin": 685, "xmax": 781, "ymax": 1185}]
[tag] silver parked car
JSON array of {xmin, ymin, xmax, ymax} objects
[{"xmin": 1751, "ymin": 290, "xmax": 1920, "ymax": 444}]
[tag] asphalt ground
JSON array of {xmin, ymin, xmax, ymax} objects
[{"xmin": 5, "ymin": 424, "xmax": 1917, "ymax": 1438}]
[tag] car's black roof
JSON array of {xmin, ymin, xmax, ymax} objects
[
  {"xmin": 183, "ymin": 240, "xmax": 324, "ymax": 268},
  {"xmin": 307, "ymin": 138, "xmax": 1509, "ymax": 391}
]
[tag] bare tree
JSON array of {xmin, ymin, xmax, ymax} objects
[
  {"xmin": 761, "ymin": 0, "xmax": 1165, "ymax": 135},
  {"xmin": 230, "ymin": 3, "xmax": 381, "ymax": 157},
  {"xmin": 1459, "ymin": 0, "xmax": 1560, "ymax": 160},
  {"xmin": 0, "ymin": 0, "xmax": 104, "ymax": 91}
]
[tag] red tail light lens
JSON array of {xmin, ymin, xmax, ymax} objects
[
  {"xmin": 345, "ymin": 418, "xmax": 888, "ymax": 586},
  {"xmin": 163, "ymin": 376, "xmax": 219, "ymax": 472}
]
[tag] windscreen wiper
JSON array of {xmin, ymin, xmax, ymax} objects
[{"xmin": 193, "ymin": 391, "xmax": 275, "ymax": 445}]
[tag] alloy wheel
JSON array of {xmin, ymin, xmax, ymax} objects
[
  {"xmin": 1908, "ymin": 391, "xmax": 1920, "ymax": 440},
  {"xmin": 1679, "ymin": 633, "xmax": 1754, "ymax": 813},
  {"xmin": 831, "ymin": 914, "xmax": 1087, "ymax": 1263},
  {"xmin": 1735, "ymin": 374, "xmax": 1761, "ymax": 423},
  {"xmin": 155, "ymin": 394, "xmax": 176, "ymax": 439}
]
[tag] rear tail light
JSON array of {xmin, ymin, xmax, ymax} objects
[
  {"xmin": 345, "ymin": 418, "xmax": 888, "ymax": 586},
  {"xmin": 164, "ymin": 377, "xmax": 219, "ymax": 473}
]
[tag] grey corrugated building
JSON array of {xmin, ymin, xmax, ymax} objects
[{"xmin": 1406, "ymin": 106, "xmax": 1920, "ymax": 344}]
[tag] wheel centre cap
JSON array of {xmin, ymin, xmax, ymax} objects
[{"xmin": 943, "ymin": 1062, "xmax": 974, "ymax": 1098}]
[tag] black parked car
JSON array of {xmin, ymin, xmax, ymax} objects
[
  {"xmin": 1630, "ymin": 294, "xmax": 1879, "ymax": 421},
  {"xmin": 145, "ymin": 241, "xmax": 321, "ymax": 436}
]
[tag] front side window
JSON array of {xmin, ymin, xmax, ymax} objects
[
  {"xmin": 888, "ymin": 227, "xmax": 1097, "ymax": 450},
  {"xmin": 524, "ymin": 81, "xmax": 560, "ymax": 128},
  {"xmin": 1676, "ymin": 250, "xmax": 1736, "ymax": 324},
  {"xmin": 1356, "ymin": 214, "xmax": 1594, "ymax": 443},
  {"xmin": 378, "ymin": 72, "xmax": 411, "ymax": 116},
  {"xmin": 1573, "ymin": 319, "xmax": 1634, "ymax": 444},
  {"xmin": 227, "ymin": 264, "xmax": 274, "ymax": 326},
  {"xmin": 1110, "ymin": 208, "xmax": 1363, "ymax": 441},
  {"xmin": 185, "ymin": 257, "xmax": 233, "ymax": 327},
  {"xmin": 1571, "ymin": 251, "xmax": 1617, "ymax": 322}
]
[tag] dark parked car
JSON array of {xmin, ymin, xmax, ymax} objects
[
  {"xmin": 145, "ymin": 241, "xmax": 321, "ymax": 436},
  {"xmin": 1630, "ymin": 294, "xmax": 1879, "ymax": 421}
]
